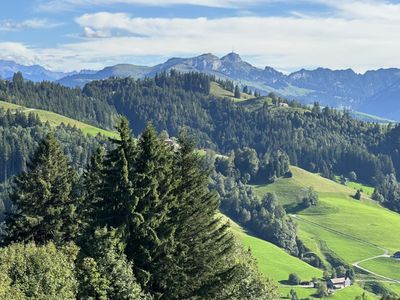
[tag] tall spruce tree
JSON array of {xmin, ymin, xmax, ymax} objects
[
  {"xmin": 125, "ymin": 124, "xmax": 178, "ymax": 296},
  {"xmin": 97, "ymin": 118, "xmax": 136, "ymax": 229},
  {"xmin": 167, "ymin": 132, "xmax": 238, "ymax": 299},
  {"xmin": 80, "ymin": 147, "xmax": 106, "ymax": 230},
  {"xmin": 4, "ymin": 133, "xmax": 79, "ymax": 245}
]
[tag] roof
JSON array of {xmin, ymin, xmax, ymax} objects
[{"xmin": 329, "ymin": 278, "xmax": 346, "ymax": 284}]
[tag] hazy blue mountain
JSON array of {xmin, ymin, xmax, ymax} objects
[
  {"xmin": 3, "ymin": 54, "xmax": 400, "ymax": 120},
  {"xmin": 58, "ymin": 64, "xmax": 151, "ymax": 87},
  {"xmin": 0, "ymin": 60, "xmax": 72, "ymax": 82}
]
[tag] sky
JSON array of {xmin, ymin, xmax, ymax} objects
[{"xmin": 1, "ymin": 0, "xmax": 400, "ymax": 73}]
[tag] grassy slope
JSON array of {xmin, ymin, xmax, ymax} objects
[
  {"xmin": 0, "ymin": 100, "xmax": 118, "ymax": 138},
  {"xmin": 360, "ymin": 258, "xmax": 400, "ymax": 281},
  {"xmin": 229, "ymin": 218, "xmax": 322, "ymax": 282},
  {"xmin": 227, "ymin": 217, "xmax": 322, "ymax": 299},
  {"xmin": 251, "ymin": 166, "xmax": 400, "ymax": 297},
  {"xmin": 334, "ymin": 176, "xmax": 375, "ymax": 196},
  {"xmin": 210, "ymin": 82, "xmax": 255, "ymax": 102},
  {"xmin": 227, "ymin": 217, "xmax": 380, "ymax": 299},
  {"xmin": 280, "ymin": 284, "xmax": 378, "ymax": 300}
]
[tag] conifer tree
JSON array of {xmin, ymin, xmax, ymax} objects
[
  {"xmin": 125, "ymin": 124, "xmax": 178, "ymax": 296},
  {"xmin": 4, "ymin": 133, "xmax": 79, "ymax": 245},
  {"xmin": 80, "ymin": 147, "xmax": 106, "ymax": 230},
  {"xmin": 167, "ymin": 132, "xmax": 237, "ymax": 299},
  {"xmin": 97, "ymin": 118, "xmax": 136, "ymax": 229},
  {"xmin": 234, "ymin": 84, "xmax": 241, "ymax": 98}
]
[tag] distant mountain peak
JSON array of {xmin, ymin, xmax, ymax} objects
[
  {"xmin": 221, "ymin": 52, "xmax": 242, "ymax": 63},
  {"xmin": 198, "ymin": 53, "xmax": 219, "ymax": 60}
]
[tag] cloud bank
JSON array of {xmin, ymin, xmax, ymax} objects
[{"xmin": 1, "ymin": 0, "xmax": 399, "ymax": 72}]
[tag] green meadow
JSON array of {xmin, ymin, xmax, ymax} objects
[
  {"xmin": 229, "ymin": 218, "xmax": 323, "ymax": 282},
  {"xmin": 0, "ymin": 100, "xmax": 118, "ymax": 138},
  {"xmin": 210, "ymin": 82, "xmax": 255, "ymax": 102},
  {"xmin": 360, "ymin": 257, "xmax": 400, "ymax": 281},
  {"xmin": 227, "ymin": 217, "xmax": 380, "ymax": 299},
  {"xmin": 250, "ymin": 166, "xmax": 400, "ymax": 297}
]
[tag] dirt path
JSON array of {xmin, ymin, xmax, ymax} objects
[{"xmin": 290, "ymin": 214, "xmax": 400, "ymax": 283}]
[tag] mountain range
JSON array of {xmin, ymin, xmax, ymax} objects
[{"xmin": 1, "ymin": 53, "xmax": 400, "ymax": 120}]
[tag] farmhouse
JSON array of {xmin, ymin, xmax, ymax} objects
[
  {"xmin": 278, "ymin": 102, "xmax": 289, "ymax": 108},
  {"xmin": 327, "ymin": 277, "xmax": 351, "ymax": 290}
]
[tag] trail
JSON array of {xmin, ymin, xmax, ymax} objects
[{"xmin": 290, "ymin": 214, "xmax": 400, "ymax": 283}]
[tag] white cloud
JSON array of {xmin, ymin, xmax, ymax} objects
[
  {"xmin": 4, "ymin": 1, "xmax": 400, "ymax": 72},
  {"xmin": 0, "ymin": 43, "xmax": 40, "ymax": 65},
  {"xmin": 0, "ymin": 18, "xmax": 61, "ymax": 31},
  {"xmin": 70, "ymin": 11, "xmax": 400, "ymax": 71}
]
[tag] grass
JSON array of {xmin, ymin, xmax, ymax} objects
[
  {"xmin": 382, "ymin": 283, "xmax": 400, "ymax": 296},
  {"xmin": 334, "ymin": 176, "xmax": 375, "ymax": 196},
  {"xmin": 250, "ymin": 166, "xmax": 400, "ymax": 298},
  {"xmin": 0, "ymin": 100, "xmax": 118, "ymax": 138},
  {"xmin": 210, "ymin": 82, "xmax": 255, "ymax": 102},
  {"xmin": 329, "ymin": 284, "xmax": 378, "ymax": 300},
  {"xmin": 279, "ymin": 282, "xmax": 378, "ymax": 299},
  {"xmin": 228, "ymin": 217, "xmax": 323, "ymax": 283},
  {"xmin": 359, "ymin": 257, "xmax": 400, "ymax": 281},
  {"xmin": 345, "ymin": 181, "xmax": 375, "ymax": 196},
  {"xmin": 228, "ymin": 217, "xmax": 324, "ymax": 299}
]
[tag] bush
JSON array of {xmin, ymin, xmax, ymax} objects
[
  {"xmin": 0, "ymin": 242, "xmax": 78, "ymax": 299},
  {"xmin": 288, "ymin": 273, "xmax": 301, "ymax": 285},
  {"xmin": 317, "ymin": 282, "xmax": 328, "ymax": 298},
  {"xmin": 354, "ymin": 189, "xmax": 362, "ymax": 200}
]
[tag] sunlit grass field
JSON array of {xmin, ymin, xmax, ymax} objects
[
  {"xmin": 0, "ymin": 100, "xmax": 118, "ymax": 138},
  {"xmin": 210, "ymin": 82, "xmax": 255, "ymax": 102},
  {"xmin": 250, "ymin": 166, "xmax": 400, "ymax": 297},
  {"xmin": 360, "ymin": 257, "xmax": 400, "ymax": 281}
]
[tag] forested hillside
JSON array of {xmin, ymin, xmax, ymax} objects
[
  {"xmin": 0, "ymin": 108, "xmax": 109, "ymax": 219},
  {"xmin": 2, "ymin": 72, "xmax": 400, "ymax": 210},
  {"xmin": 81, "ymin": 72, "xmax": 398, "ymax": 187},
  {"xmin": 2, "ymin": 72, "xmax": 400, "ymax": 298},
  {"xmin": 0, "ymin": 73, "xmax": 117, "ymax": 129},
  {"xmin": 0, "ymin": 120, "xmax": 276, "ymax": 299}
]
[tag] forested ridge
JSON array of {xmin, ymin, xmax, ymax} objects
[
  {"xmin": 81, "ymin": 72, "xmax": 395, "ymax": 185},
  {"xmin": 0, "ymin": 73, "xmax": 117, "ymax": 129},
  {"xmin": 2, "ymin": 71, "xmax": 400, "ymax": 211}
]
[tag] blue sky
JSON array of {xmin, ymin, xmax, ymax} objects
[{"xmin": 1, "ymin": 0, "xmax": 400, "ymax": 72}]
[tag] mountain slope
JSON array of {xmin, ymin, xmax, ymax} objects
[
  {"xmin": 226, "ymin": 215, "xmax": 380, "ymax": 299},
  {"xmin": 0, "ymin": 60, "xmax": 72, "ymax": 82},
  {"xmin": 3, "ymin": 54, "xmax": 400, "ymax": 120},
  {"xmin": 58, "ymin": 64, "xmax": 151, "ymax": 87}
]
